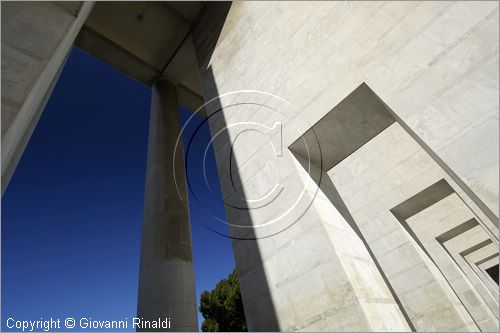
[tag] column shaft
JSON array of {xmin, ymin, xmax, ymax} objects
[{"xmin": 137, "ymin": 78, "xmax": 198, "ymax": 332}]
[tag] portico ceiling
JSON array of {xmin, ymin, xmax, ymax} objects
[{"xmin": 74, "ymin": 1, "xmax": 205, "ymax": 101}]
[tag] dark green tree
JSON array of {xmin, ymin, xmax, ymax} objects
[{"xmin": 199, "ymin": 269, "xmax": 247, "ymax": 332}]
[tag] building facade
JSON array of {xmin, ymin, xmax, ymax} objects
[{"xmin": 2, "ymin": 1, "xmax": 499, "ymax": 331}]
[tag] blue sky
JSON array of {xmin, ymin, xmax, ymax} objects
[{"xmin": 2, "ymin": 47, "xmax": 235, "ymax": 331}]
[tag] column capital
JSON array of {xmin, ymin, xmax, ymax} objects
[{"xmin": 150, "ymin": 75, "xmax": 176, "ymax": 88}]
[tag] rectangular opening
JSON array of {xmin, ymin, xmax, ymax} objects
[{"xmin": 486, "ymin": 264, "xmax": 499, "ymax": 285}]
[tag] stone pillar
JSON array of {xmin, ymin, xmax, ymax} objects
[
  {"xmin": 137, "ymin": 77, "xmax": 198, "ymax": 332},
  {"xmin": 1, "ymin": 2, "xmax": 94, "ymax": 195}
]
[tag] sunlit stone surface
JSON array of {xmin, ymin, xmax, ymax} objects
[{"xmin": 2, "ymin": 2, "xmax": 499, "ymax": 331}]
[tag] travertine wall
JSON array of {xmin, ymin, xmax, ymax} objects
[
  {"xmin": 192, "ymin": 1, "xmax": 499, "ymax": 331},
  {"xmin": 1, "ymin": 1, "xmax": 498, "ymax": 331},
  {"xmin": 330, "ymin": 123, "xmax": 498, "ymax": 331},
  {"xmin": 406, "ymin": 194, "xmax": 498, "ymax": 329},
  {"xmin": 199, "ymin": 1, "xmax": 499, "ymax": 217}
]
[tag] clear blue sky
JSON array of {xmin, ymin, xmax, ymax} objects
[{"xmin": 1, "ymin": 47, "xmax": 235, "ymax": 331}]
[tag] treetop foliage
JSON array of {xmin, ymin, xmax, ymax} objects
[{"xmin": 199, "ymin": 269, "xmax": 247, "ymax": 332}]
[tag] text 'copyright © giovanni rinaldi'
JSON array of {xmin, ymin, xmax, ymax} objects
[{"xmin": 6, "ymin": 317, "xmax": 171, "ymax": 331}]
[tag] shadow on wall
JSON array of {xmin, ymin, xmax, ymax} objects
[{"xmin": 190, "ymin": 2, "xmax": 280, "ymax": 331}]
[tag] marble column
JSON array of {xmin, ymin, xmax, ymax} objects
[
  {"xmin": 137, "ymin": 77, "xmax": 198, "ymax": 332},
  {"xmin": 1, "ymin": 2, "xmax": 94, "ymax": 195}
]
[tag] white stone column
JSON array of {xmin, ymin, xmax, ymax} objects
[
  {"xmin": 137, "ymin": 77, "xmax": 198, "ymax": 332},
  {"xmin": 1, "ymin": 2, "xmax": 94, "ymax": 195}
]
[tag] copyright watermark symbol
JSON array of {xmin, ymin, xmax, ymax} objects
[
  {"xmin": 64, "ymin": 318, "xmax": 75, "ymax": 328},
  {"xmin": 174, "ymin": 90, "xmax": 322, "ymax": 239}
]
